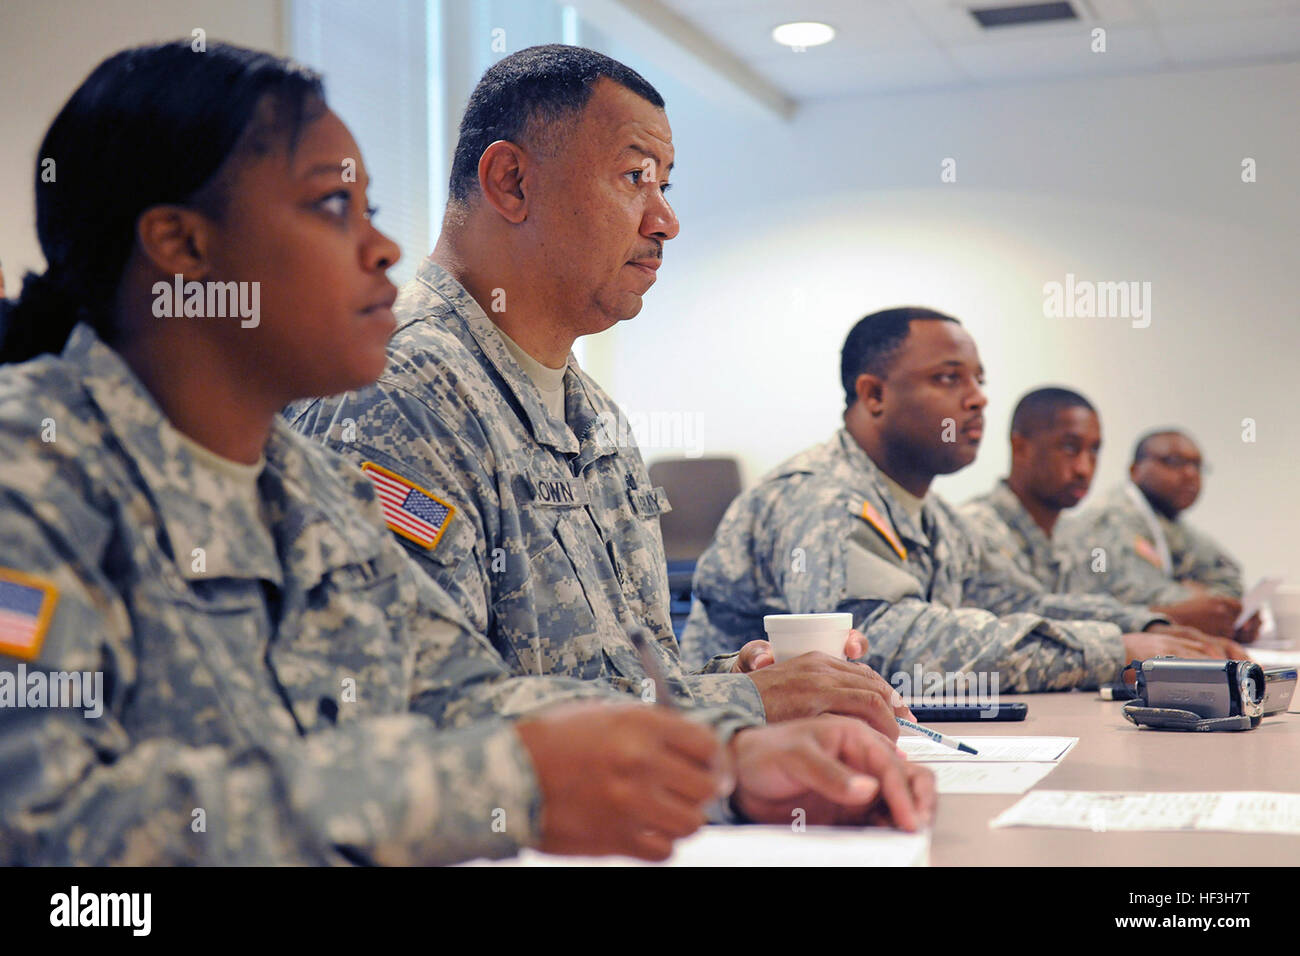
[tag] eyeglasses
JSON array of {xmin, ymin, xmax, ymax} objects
[{"xmin": 1148, "ymin": 454, "xmax": 1211, "ymax": 474}]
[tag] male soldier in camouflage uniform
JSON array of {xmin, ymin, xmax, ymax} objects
[
  {"xmin": 1063, "ymin": 429, "xmax": 1246, "ymax": 620},
  {"xmin": 290, "ymin": 45, "xmax": 908, "ymax": 734},
  {"xmin": 682, "ymin": 309, "xmax": 1247, "ymax": 692},
  {"xmin": 962, "ymin": 389, "xmax": 1253, "ymax": 639}
]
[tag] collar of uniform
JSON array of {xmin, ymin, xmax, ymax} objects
[
  {"xmin": 833, "ymin": 428, "xmax": 932, "ymax": 550},
  {"xmin": 63, "ymin": 323, "xmax": 283, "ymax": 585},
  {"xmin": 406, "ymin": 259, "xmax": 581, "ymax": 454},
  {"xmin": 564, "ymin": 367, "xmax": 623, "ymax": 470},
  {"xmin": 989, "ymin": 479, "xmax": 1060, "ymax": 566},
  {"xmin": 1125, "ymin": 480, "xmax": 1181, "ymax": 532}
]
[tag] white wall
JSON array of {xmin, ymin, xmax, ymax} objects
[
  {"xmin": 3, "ymin": 8, "xmax": 1296, "ymax": 584},
  {"xmin": 582, "ymin": 57, "xmax": 1300, "ymax": 590},
  {"xmin": 590, "ymin": 57, "xmax": 1300, "ymax": 587},
  {"xmin": 0, "ymin": 0, "xmax": 285, "ymax": 288}
]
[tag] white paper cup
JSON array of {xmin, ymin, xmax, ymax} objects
[
  {"xmin": 762, "ymin": 613, "xmax": 853, "ymax": 662},
  {"xmin": 1271, "ymin": 586, "xmax": 1300, "ymax": 646}
]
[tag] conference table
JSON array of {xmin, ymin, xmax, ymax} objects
[{"xmin": 927, "ymin": 689, "xmax": 1300, "ymax": 866}]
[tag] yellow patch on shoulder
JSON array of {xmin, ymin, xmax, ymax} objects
[{"xmin": 860, "ymin": 500, "xmax": 907, "ymax": 561}]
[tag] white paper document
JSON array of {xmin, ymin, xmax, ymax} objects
[
  {"xmin": 991, "ymin": 790, "xmax": 1300, "ymax": 835},
  {"xmin": 1236, "ymin": 576, "xmax": 1284, "ymax": 628},
  {"xmin": 928, "ymin": 761, "xmax": 1060, "ymax": 794},
  {"xmin": 463, "ymin": 826, "xmax": 930, "ymax": 867},
  {"xmin": 899, "ymin": 735, "xmax": 1077, "ymax": 763},
  {"xmin": 1248, "ymin": 648, "xmax": 1300, "ymax": 668}
]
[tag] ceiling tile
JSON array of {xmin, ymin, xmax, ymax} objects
[
  {"xmin": 1157, "ymin": 13, "xmax": 1300, "ymax": 64},
  {"xmin": 644, "ymin": 0, "xmax": 1300, "ymax": 101},
  {"xmin": 946, "ymin": 24, "xmax": 1167, "ymax": 81}
]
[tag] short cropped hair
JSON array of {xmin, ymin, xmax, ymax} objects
[
  {"xmin": 840, "ymin": 307, "xmax": 960, "ymax": 409},
  {"xmin": 1009, "ymin": 387, "xmax": 1095, "ymax": 439},
  {"xmin": 448, "ymin": 44, "xmax": 664, "ymax": 202}
]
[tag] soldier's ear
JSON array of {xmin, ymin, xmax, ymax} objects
[
  {"xmin": 855, "ymin": 372, "xmax": 885, "ymax": 416},
  {"xmin": 478, "ymin": 141, "xmax": 530, "ymax": 225},
  {"xmin": 1010, "ymin": 432, "xmax": 1029, "ymax": 461},
  {"xmin": 136, "ymin": 205, "xmax": 214, "ymax": 281}
]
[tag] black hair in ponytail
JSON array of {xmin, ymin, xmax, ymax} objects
[{"xmin": 0, "ymin": 40, "xmax": 324, "ymax": 364}]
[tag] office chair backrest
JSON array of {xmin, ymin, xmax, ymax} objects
[{"xmin": 647, "ymin": 456, "xmax": 743, "ymax": 563}]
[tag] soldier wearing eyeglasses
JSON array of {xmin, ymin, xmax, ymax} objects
[{"xmin": 1062, "ymin": 429, "xmax": 1251, "ymax": 639}]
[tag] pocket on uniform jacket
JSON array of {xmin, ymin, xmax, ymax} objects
[
  {"xmin": 130, "ymin": 561, "xmax": 273, "ymax": 742},
  {"xmin": 489, "ymin": 532, "xmax": 603, "ymax": 679},
  {"xmin": 147, "ymin": 549, "xmax": 267, "ymax": 615},
  {"xmin": 271, "ymin": 563, "xmax": 410, "ymax": 731}
]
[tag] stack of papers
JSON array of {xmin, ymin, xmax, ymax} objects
[
  {"xmin": 899, "ymin": 735, "xmax": 1077, "ymax": 794},
  {"xmin": 991, "ymin": 791, "xmax": 1300, "ymax": 835},
  {"xmin": 463, "ymin": 826, "xmax": 930, "ymax": 867}
]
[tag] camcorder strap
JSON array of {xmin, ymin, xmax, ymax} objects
[{"xmin": 1122, "ymin": 703, "xmax": 1257, "ymax": 732}]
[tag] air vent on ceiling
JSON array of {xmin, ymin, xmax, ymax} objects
[{"xmin": 970, "ymin": 2, "xmax": 1079, "ymax": 28}]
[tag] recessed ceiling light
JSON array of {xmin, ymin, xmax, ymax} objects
[{"xmin": 772, "ymin": 21, "xmax": 835, "ymax": 49}]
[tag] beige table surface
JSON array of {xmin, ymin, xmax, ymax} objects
[{"xmin": 925, "ymin": 690, "xmax": 1300, "ymax": 866}]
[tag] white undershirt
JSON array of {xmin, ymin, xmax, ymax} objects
[
  {"xmin": 880, "ymin": 470, "xmax": 926, "ymax": 525},
  {"xmin": 172, "ymin": 428, "xmax": 266, "ymax": 517},
  {"xmin": 496, "ymin": 325, "xmax": 568, "ymax": 422}
]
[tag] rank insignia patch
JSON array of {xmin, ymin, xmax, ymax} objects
[{"xmin": 859, "ymin": 501, "xmax": 907, "ymax": 561}]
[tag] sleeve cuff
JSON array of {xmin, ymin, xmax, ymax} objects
[
  {"xmin": 1083, "ymin": 625, "xmax": 1128, "ymax": 687},
  {"xmin": 680, "ymin": 673, "xmax": 768, "ymax": 724},
  {"xmin": 397, "ymin": 718, "xmax": 544, "ymax": 864},
  {"xmin": 697, "ymin": 652, "xmax": 740, "ymax": 675},
  {"xmin": 1138, "ymin": 610, "xmax": 1173, "ymax": 631}
]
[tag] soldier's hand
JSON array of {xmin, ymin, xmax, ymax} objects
[
  {"xmin": 734, "ymin": 639, "xmax": 777, "ymax": 671},
  {"xmin": 728, "ymin": 715, "xmax": 936, "ymax": 831},
  {"xmin": 1147, "ymin": 622, "xmax": 1210, "ymax": 641},
  {"xmin": 514, "ymin": 702, "xmax": 722, "ymax": 861},
  {"xmin": 1123, "ymin": 629, "xmax": 1242, "ymax": 664},
  {"xmin": 1146, "ymin": 623, "xmax": 1252, "ymax": 659},
  {"xmin": 1153, "ymin": 594, "xmax": 1242, "ymax": 637},
  {"xmin": 1205, "ymin": 634, "xmax": 1252, "ymax": 659},
  {"xmin": 733, "ymin": 628, "xmax": 866, "ymax": 672},
  {"xmin": 742, "ymin": 652, "xmax": 912, "ymax": 739}
]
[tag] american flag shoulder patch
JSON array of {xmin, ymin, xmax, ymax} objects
[
  {"xmin": 0, "ymin": 567, "xmax": 59, "ymax": 662},
  {"xmin": 361, "ymin": 462, "xmax": 455, "ymax": 551},
  {"xmin": 859, "ymin": 500, "xmax": 907, "ymax": 561},
  {"xmin": 1133, "ymin": 535, "xmax": 1162, "ymax": 568}
]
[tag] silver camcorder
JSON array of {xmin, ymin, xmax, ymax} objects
[{"xmin": 1122, "ymin": 657, "xmax": 1267, "ymax": 732}]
